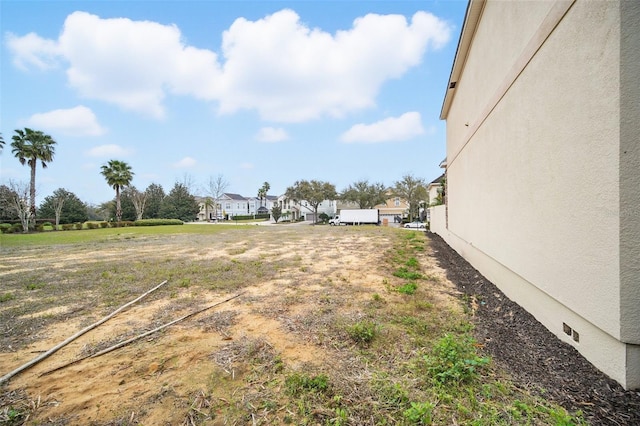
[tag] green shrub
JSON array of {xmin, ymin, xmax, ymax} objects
[
  {"xmin": 87, "ymin": 222, "xmax": 99, "ymax": 229},
  {"xmin": 134, "ymin": 219, "xmax": 184, "ymax": 226},
  {"xmin": 424, "ymin": 333, "xmax": 489, "ymax": 385},
  {"xmin": 62, "ymin": 224, "xmax": 73, "ymax": 231},
  {"xmin": 229, "ymin": 214, "xmax": 269, "ymax": 221},
  {"xmin": 74, "ymin": 222, "xmax": 83, "ymax": 230},
  {"xmin": 0, "ymin": 223, "xmax": 11, "ymax": 233},
  {"xmin": 348, "ymin": 320, "xmax": 379, "ymax": 345},
  {"xmin": 100, "ymin": 222, "xmax": 109, "ymax": 228},
  {"xmin": 10, "ymin": 223, "xmax": 23, "ymax": 233}
]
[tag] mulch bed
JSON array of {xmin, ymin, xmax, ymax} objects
[{"xmin": 426, "ymin": 232, "xmax": 640, "ymax": 425}]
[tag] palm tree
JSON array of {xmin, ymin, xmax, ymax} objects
[
  {"xmin": 100, "ymin": 160, "xmax": 134, "ymax": 222},
  {"xmin": 0, "ymin": 133, "xmax": 5, "ymax": 152},
  {"xmin": 258, "ymin": 181, "xmax": 270, "ymax": 207},
  {"xmin": 11, "ymin": 128, "xmax": 57, "ymax": 226}
]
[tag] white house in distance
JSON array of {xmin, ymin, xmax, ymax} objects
[
  {"xmin": 196, "ymin": 193, "xmax": 278, "ymax": 221},
  {"xmin": 431, "ymin": 0, "xmax": 639, "ymax": 389},
  {"xmin": 276, "ymin": 195, "xmax": 336, "ymax": 222}
]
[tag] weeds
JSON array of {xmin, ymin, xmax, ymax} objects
[
  {"xmin": 347, "ymin": 320, "xmax": 379, "ymax": 345},
  {"xmin": 0, "ymin": 226, "xmax": 587, "ymax": 425},
  {"xmin": 397, "ymin": 281, "xmax": 418, "ymax": 295},
  {"xmin": 424, "ymin": 333, "xmax": 490, "ymax": 385},
  {"xmin": 0, "ymin": 293, "xmax": 15, "ymax": 303}
]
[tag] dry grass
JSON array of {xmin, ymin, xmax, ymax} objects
[{"xmin": 0, "ymin": 225, "xmax": 584, "ymax": 425}]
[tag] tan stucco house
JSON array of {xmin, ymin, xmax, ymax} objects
[{"xmin": 431, "ymin": 0, "xmax": 639, "ymax": 389}]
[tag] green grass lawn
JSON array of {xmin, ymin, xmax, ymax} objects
[{"xmin": 0, "ymin": 224, "xmax": 256, "ymax": 247}]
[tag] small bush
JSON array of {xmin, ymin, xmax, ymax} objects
[
  {"xmin": 10, "ymin": 223, "xmax": 24, "ymax": 233},
  {"xmin": 0, "ymin": 223, "xmax": 11, "ymax": 233},
  {"xmin": 74, "ymin": 222, "xmax": 83, "ymax": 230},
  {"xmin": 348, "ymin": 320, "xmax": 379, "ymax": 345},
  {"xmin": 100, "ymin": 222, "xmax": 109, "ymax": 228},
  {"xmin": 134, "ymin": 219, "xmax": 183, "ymax": 226},
  {"xmin": 62, "ymin": 224, "xmax": 73, "ymax": 231}
]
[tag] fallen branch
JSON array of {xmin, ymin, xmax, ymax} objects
[
  {"xmin": 0, "ymin": 280, "xmax": 169, "ymax": 385},
  {"xmin": 40, "ymin": 291, "xmax": 245, "ymax": 377}
]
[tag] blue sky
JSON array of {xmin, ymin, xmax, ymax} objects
[{"xmin": 1, "ymin": 0, "xmax": 466, "ymax": 205}]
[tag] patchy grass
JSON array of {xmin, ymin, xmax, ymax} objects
[{"xmin": 0, "ymin": 225, "xmax": 586, "ymax": 425}]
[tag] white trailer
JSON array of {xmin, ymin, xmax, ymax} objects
[{"xmin": 329, "ymin": 209, "xmax": 379, "ymax": 226}]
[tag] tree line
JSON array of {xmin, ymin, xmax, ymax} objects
[{"xmin": 1, "ymin": 128, "xmax": 432, "ymax": 232}]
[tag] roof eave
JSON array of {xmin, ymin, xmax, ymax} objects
[{"xmin": 440, "ymin": 0, "xmax": 486, "ymax": 120}]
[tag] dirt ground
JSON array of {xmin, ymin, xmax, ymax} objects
[
  {"xmin": 426, "ymin": 233, "xmax": 640, "ymax": 426},
  {"xmin": 1, "ymin": 226, "xmax": 639, "ymax": 425},
  {"xmin": 0, "ymin": 226, "xmax": 459, "ymax": 425}
]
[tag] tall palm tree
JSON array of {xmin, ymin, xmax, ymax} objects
[
  {"xmin": 100, "ymin": 160, "xmax": 134, "ymax": 222},
  {"xmin": 258, "ymin": 181, "xmax": 270, "ymax": 207},
  {"xmin": 11, "ymin": 128, "xmax": 57, "ymax": 225},
  {"xmin": 0, "ymin": 133, "xmax": 5, "ymax": 152}
]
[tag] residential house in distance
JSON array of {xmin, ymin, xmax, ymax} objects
[
  {"xmin": 196, "ymin": 193, "xmax": 279, "ymax": 221},
  {"xmin": 373, "ymin": 194, "xmax": 410, "ymax": 225},
  {"xmin": 276, "ymin": 195, "xmax": 336, "ymax": 222},
  {"xmin": 431, "ymin": 0, "xmax": 639, "ymax": 389},
  {"xmin": 427, "ymin": 174, "xmax": 445, "ymax": 207}
]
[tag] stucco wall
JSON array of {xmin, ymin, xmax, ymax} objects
[{"xmin": 440, "ymin": 0, "xmax": 638, "ymax": 389}]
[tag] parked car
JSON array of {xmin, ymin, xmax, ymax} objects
[{"xmin": 404, "ymin": 220, "xmax": 426, "ymax": 229}]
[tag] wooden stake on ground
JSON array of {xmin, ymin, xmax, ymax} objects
[
  {"xmin": 40, "ymin": 291, "xmax": 246, "ymax": 377},
  {"xmin": 0, "ymin": 280, "xmax": 169, "ymax": 385}
]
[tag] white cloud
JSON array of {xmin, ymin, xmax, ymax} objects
[
  {"xmin": 85, "ymin": 144, "xmax": 132, "ymax": 157},
  {"xmin": 255, "ymin": 127, "xmax": 289, "ymax": 143},
  {"xmin": 6, "ymin": 9, "xmax": 451, "ymax": 122},
  {"xmin": 172, "ymin": 157, "xmax": 197, "ymax": 168},
  {"xmin": 340, "ymin": 112, "xmax": 424, "ymax": 143},
  {"xmin": 5, "ymin": 32, "xmax": 61, "ymax": 70},
  {"xmin": 23, "ymin": 105, "xmax": 106, "ymax": 136}
]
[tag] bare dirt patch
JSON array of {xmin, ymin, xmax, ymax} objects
[
  {"xmin": 2, "ymin": 226, "xmax": 625, "ymax": 425},
  {"xmin": 1, "ymin": 226, "xmax": 439, "ymax": 424}
]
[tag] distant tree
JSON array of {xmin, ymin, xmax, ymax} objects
[
  {"xmin": 271, "ymin": 205, "xmax": 282, "ymax": 223},
  {"xmin": 5, "ymin": 180, "xmax": 32, "ymax": 233},
  {"xmin": 285, "ymin": 180, "xmax": 337, "ymax": 224},
  {"xmin": 159, "ymin": 182, "xmax": 199, "ymax": 221},
  {"xmin": 340, "ymin": 180, "xmax": 388, "ymax": 209},
  {"xmin": 392, "ymin": 174, "xmax": 428, "ymax": 222},
  {"xmin": 144, "ymin": 183, "xmax": 165, "ymax": 219},
  {"xmin": 0, "ymin": 185, "xmax": 19, "ymax": 221},
  {"xmin": 39, "ymin": 188, "xmax": 88, "ymax": 227},
  {"xmin": 205, "ymin": 174, "xmax": 229, "ymax": 219},
  {"xmin": 11, "ymin": 128, "xmax": 57, "ymax": 227},
  {"xmin": 85, "ymin": 204, "xmax": 104, "ymax": 221},
  {"xmin": 97, "ymin": 201, "xmax": 115, "ymax": 221},
  {"xmin": 258, "ymin": 181, "xmax": 271, "ymax": 207},
  {"xmin": 116, "ymin": 187, "xmax": 138, "ymax": 221},
  {"xmin": 0, "ymin": 133, "xmax": 5, "ymax": 153},
  {"xmin": 202, "ymin": 197, "xmax": 214, "ymax": 220},
  {"xmin": 100, "ymin": 160, "xmax": 134, "ymax": 222}
]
